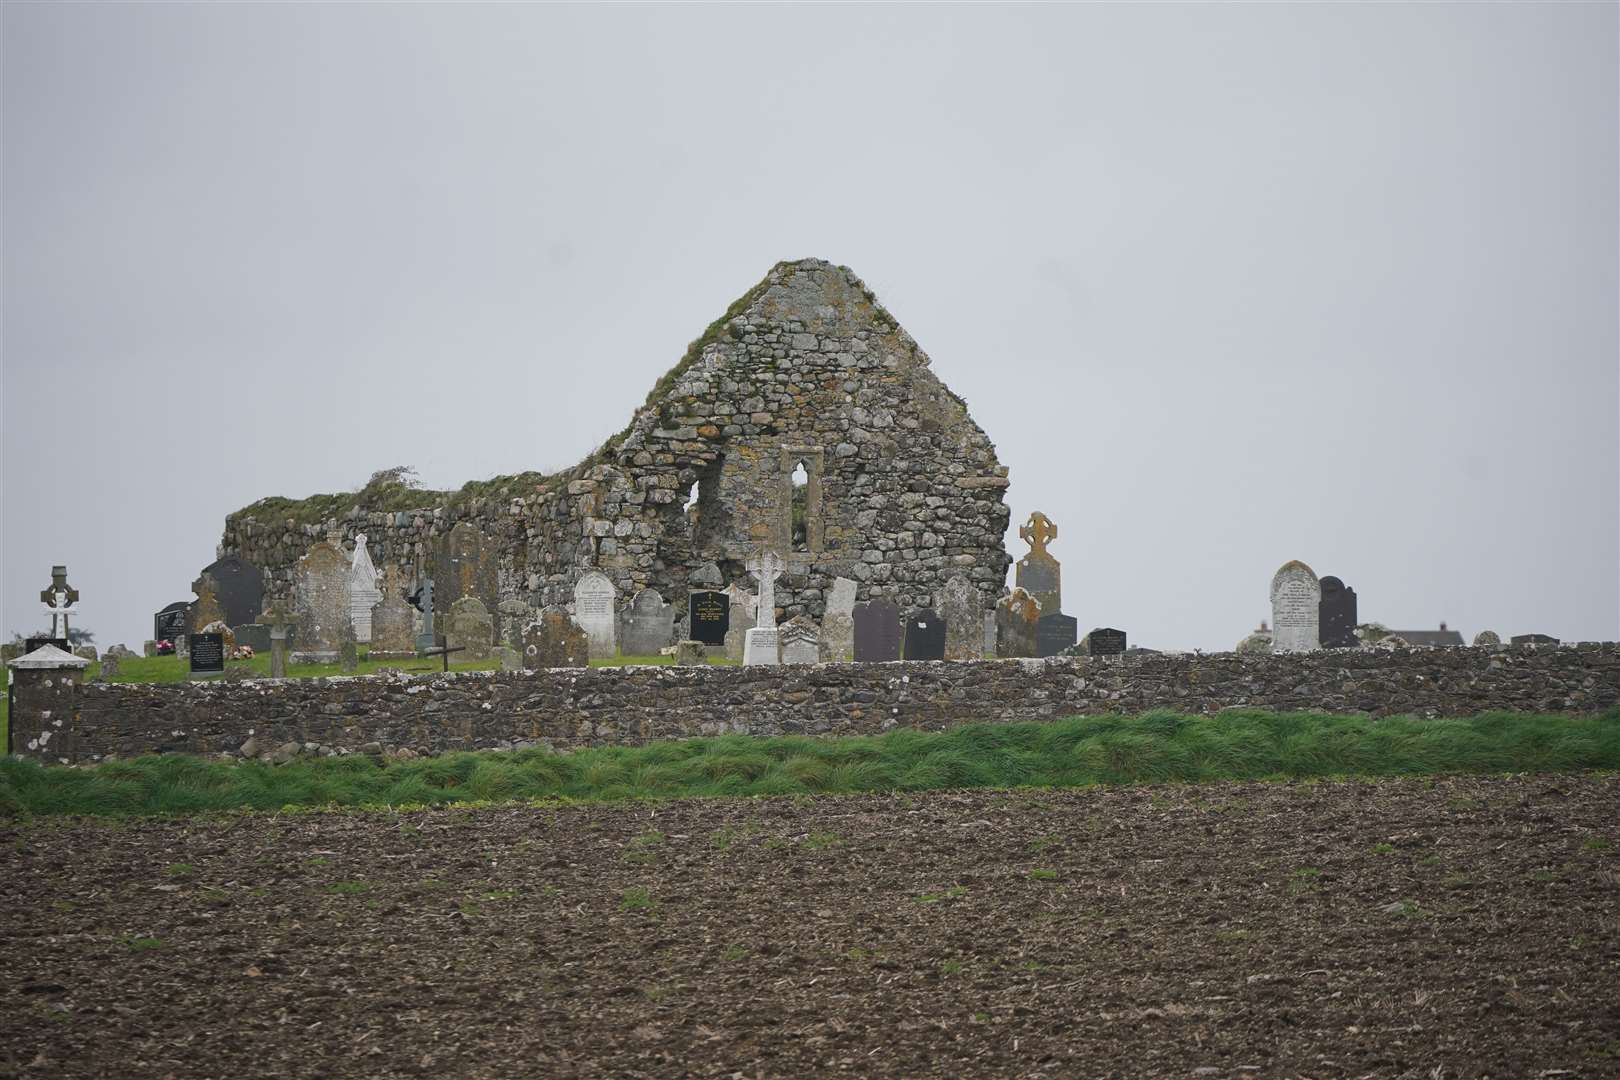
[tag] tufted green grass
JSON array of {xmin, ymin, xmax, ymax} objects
[{"xmin": 1, "ymin": 709, "xmax": 1616, "ymax": 818}]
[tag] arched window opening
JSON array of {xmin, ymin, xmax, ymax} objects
[{"xmin": 790, "ymin": 460, "xmax": 809, "ymax": 552}]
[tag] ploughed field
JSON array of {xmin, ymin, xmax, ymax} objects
[{"xmin": 5, "ymin": 775, "xmax": 1618, "ymax": 1078}]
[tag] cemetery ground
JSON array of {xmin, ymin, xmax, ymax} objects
[{"xmin": 3, "ymin": 774, "xmax": 1617, "ymax": 1078}]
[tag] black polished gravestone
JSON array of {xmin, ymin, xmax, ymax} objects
[
  {"xmin": 25, "ymin": 636, "xmax": 69, "ymax": 655},
  {"xmin": 196, "ymin": 556, "xmax": 265, "ymax": 628},
  {"xmin": 852, "ymin": 600, "xmax": 902, "ymax": 662},
  {"xmin": 154, "ymin": 602, "xmax": 190, "ymax": 644},
  {"xmin": 1036, "ymin": 613, "xmax": 1078, "ymax": 658},
  {"xmin": 188, "ymin": 632, "xmax": 226, "ymax": 677},
  {"xmin": 1088, "ymin": 627, "xmax": 1128, "ymax": 657},
  {"xmin": 687, "ymin": 589, "xmax": 730, "ymax": 647},
  {"xmin": 902, "ymin": 609, "xmax": 946, "ymax": 661},
  {"xmin": 1318, "ymin": 576, "xmax": 1359, "ymax": 648}
]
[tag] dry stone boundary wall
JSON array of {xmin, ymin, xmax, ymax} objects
[{"xmin": 8, "ymin": 645, "xmax": 1618, "ymax": 766}]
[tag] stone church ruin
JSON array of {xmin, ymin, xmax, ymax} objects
[{"xmin": 221, "ymin": 259, "xmax": 1013, "ymax": 635}]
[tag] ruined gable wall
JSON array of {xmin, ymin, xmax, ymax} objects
[{"xmin": 222, "ymin": 260, "xmax": 1011, "ymax": 621}]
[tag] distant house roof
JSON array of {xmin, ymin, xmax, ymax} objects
[{"xmin": 1391, "ymin": 627, "xmax": 1465, "ymax": 647}]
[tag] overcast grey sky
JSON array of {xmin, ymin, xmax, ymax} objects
[{"xmin": 4, "ymin": 2, "xmax": 1616, "ymax": 653}]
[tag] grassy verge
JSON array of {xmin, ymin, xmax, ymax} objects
[{"xmin": 2, "ymin": 709, "xmax": 1616, "ymax": 818}]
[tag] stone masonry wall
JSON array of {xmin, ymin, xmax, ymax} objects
[
  {"xmin": 10, "ymin": 645, "xmax": 1617, "ymax": 765},
  {"xmin": 221, "ymin": 259, "xmax": 1012, "ymax": 627}
]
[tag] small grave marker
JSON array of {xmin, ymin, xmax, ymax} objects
[{"xmin": 188, "ymin": 633, "xmax": 226, "ymax": 678}]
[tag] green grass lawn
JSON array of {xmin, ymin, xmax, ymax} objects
[{"xmin": 3, "ymin": 709, "xmax": 1615, "ymax": 818}]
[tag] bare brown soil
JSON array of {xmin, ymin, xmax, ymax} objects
[{"xmin": 4, "ymin": 775, "xmax": 1619, "ymax": 1078}]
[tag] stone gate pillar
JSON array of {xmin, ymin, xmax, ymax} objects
[{"xmin": 6, "ymin": 644, "xmax": 89, "ymax": 761}]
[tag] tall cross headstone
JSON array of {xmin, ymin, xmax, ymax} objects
[
  {"xmin": 1015, "ymin": 512, "xmax": 1062, "ymax": 621},
  {"xmin": 262, "ymin": 602, "xmax": 296, "ymax": 678},
  {"xmin": 346, "ymin": 533, "xmax": 384, "ymax": 644},
  {"xmin": 743, "ymin": 549, "xmax": 784, "ymax": 665},
  {"xmin": 412, "ymin": 577, "xmax": 437, "ymax": 653},
  {"xmin": 40, "ymin": 566, "xmax": 80, "ymax": 640}
]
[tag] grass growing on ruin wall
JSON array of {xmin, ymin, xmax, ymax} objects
[{"xmin": 3, "ymin": 710, "xmax": 1617, "ymax": 819}]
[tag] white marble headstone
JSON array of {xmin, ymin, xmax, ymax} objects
[
  {"xmin": 573, "ymin": 571, "xmax": 618, "ymax": 660},
  {"xmin": 346, "ymin": 534, "xmax": 383, "ymax": 644},
  {"xmin": 1269, "ymin": 560, "xmax": 1321, "ymax": 653}
]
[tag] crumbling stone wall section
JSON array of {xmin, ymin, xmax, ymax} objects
[
  {"xmin": 16, "ymin": 645, "xmax": 1618, "ymax": 765},
  {"xmin": 223, "ymin": 259, "xmax": 1012, "ymax": 623}
]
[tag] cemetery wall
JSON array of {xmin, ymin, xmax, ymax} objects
[
  {"xmin": 221, "ymin": 259, "xmax": 1012, "ymax": 628},
  {"xmin": 11, "ymin": 644, "xmax": 1618, "ymax": 765}
]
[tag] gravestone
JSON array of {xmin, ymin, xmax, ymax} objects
[
  {"xmin": 1269, "ymin": 561, "xmax": 1321, "ymax": 652},
  {"xmin": 573, "ymin": 572, "xmax": 618, "ymax": 659},
  {"xmin": 690, "ymin": 562, "xmax": 724, "ymax": 588},
  {"xmin": 154, "ymin": 602, "xmax": 189, "ymax": 647},
  {"xmin": 672, "ymin": 640, "xmax": 707, "ymax": 666},
  {"xmin": 346, "ymin": 534, "xmax": 383, "ymax": 644},
  {"xmin": 1511, "ymin": 633, "xmax": 1559, "ymax": 645},
  {"xmin": 620, "ymin": 589, "xmax": 675, "ymax": 656},
  {"xmin": 188, "ymin": 633, "xmax": 226, "ymax": 678},
  {"xmin": 99, "ymin": 653, "xmax": 121, "ymax": 679},
  {"xmin": 523, "ymin": 607, "xmax": 589, "ymax": 670},
  {"xmin": 821, "ymin": 576, "xmax": 858, "ymax": 663},
  {"xmin": 411, "ymin": 578, "xmax": 437, "ymax": 653},
  {"xmin": 39, "ymin": 566, "xmax": 81, "ymax": 640},
  {"xmin": 852, "ymin": 600, "xmax": 902, "ymax": 662},
  {"xmin": 742, "ymin": 550, "xmax": 784, "ymax": 666},
  {"xmin": 188, "ymin": 573, "xmax": 227, "ymax": 635},
  {"xmin": 494, "ymin": 646, "xmax": 521, "ymax": 672},
  {"xmin": 291, "ymin": 539, "xmax": 351, "ymax": 662},
  {"xmin": 369, "ymin": 566, "xmax": 419, "ymax": 657},
  {"xmin": 1037, "ymin": 613, "xmax": 1079, "ymax": 658},
  {"xmin": 338, "ymin": 629, "xmax": 359, "ymax": 673},
  {"xmin": 723, "ymin": 585, "xmax": 756, "ymax": 663},
  {"xmin": 434, "ymin": 522, "xmax": 499, "ymax": 612},
  {"xmin": 779, "ymin": 615, "xmax": 820, "ymax": 665},
  {"xmin": 902, "ymin": 609, "xmax": 946, "ymax": 661},
  {"xmin": 1318, "ymin": 576, "xmax": 1359, "ymax": 649},
  {"xmin": 1014, "ymin": 512, "xmax": 1062, "ymax": 622},
  {"xmin": 262, "ymin": 602, "xmax": 296, "ymax": 678},
  {"xmin": 940, "ymin": 577, "xmax": 982, "ymax": 660},
  {"xmin": 1472, "ymin": 630, "xmax": 1501, "ymax": 646},
  {"xmin": 984, "ymin": 611, "xmax": 997, "ymax": 656},
  {"xmin": 688, "ymin": 589, "xmax": 730, "ymax": 646},
  {"xmin": 195, "ymin": 555, "xmax": 264, "ymax": 628},
  {"xmin": 446, "ymin": 596, "xmax": 495, "ymax": 661},
  {"xmin": 995, "ymin": 588, "xmax": 1040, "ymax": 658},
  {"xmin": 498, "ymin": 599, "xmax": 533, "ymax": 652},
  {"xmin": 233, "ymin": 624, "xmax": 271, "ymax": 653},
  {"xmin": 1088, "ymin": 627, "xmax": 1127, "ymax": 656}
]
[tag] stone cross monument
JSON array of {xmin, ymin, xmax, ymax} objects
[
  {"xmin": 1015, "ymin": 511, "xmax": 1062, "ymax": 620},
  {"xmin": 742, "ymin": 549, "xmax": 784, "ymax": 665},
  {"xmin": 346, "ymin": 534, "xmax": 383, "ymax": 644},
  {"xmin": 39, "ymin": 565, "xmax": 81, "ymax": 640}
]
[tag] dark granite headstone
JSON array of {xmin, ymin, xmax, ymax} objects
[
  {"xmin": 232, "ymin": 624, "xmax": 272, "ymax": 653},
  {"xmin": 196, "ymin": 556, "xmax": 265, "ymax": 628},
  {"xmin": 25, "ymin": 636, "xmax": 69, "ymax": 655},
  {"xmin": 1318, "ymin": 576, "xmax": 1359, "ymax": 649},
  {"xmin": 688, "ymin": 589, "xmax": 730, "ymax": 646},
  {"xmin": 188, "ymin": 633, "xmax": 226, "ymax": 676},
  {"xmin": 852, "ymin": 600, "xmax": 901, "ymax": 662},
  {"xmin": 1511, "ymin": 633, "xmax": 1559, "ymax": 645},
  {"xmin": 1036, "ymin": 613, "xmax": 1078, "ymax": 658},
  {"xmin": 902, "ymin": 609, "xmax": 946, "ymax": 661},
  {"xmin": 1088, "ymin": 627, "xmax": 1128, "ymax": 656},
  {"xmin": 154, "ymin": 602, "xmax": 190, "ymax": 644}
]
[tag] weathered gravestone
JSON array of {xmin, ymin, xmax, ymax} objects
[
  {"xmin": 743, "ymin": 550, "xmax": 784, "ymax": 666},
  {"xmin": 446, "ymin": 596, "xmax": 496, "ymax": 661},
  {"xmin": 853, "ymin": 599, "xmax": 902, "ymax": 662},
  {"xmin": 1269, "ymin": 561, "xmax": 1321, "ymax": 652},
  {"xmin": 188, "ymin": 573, "xmax": 227, "ymax": 635},
  {"xmin": 903, "ymin": 609, "xmax": 946, "ymax": 661},
  {"xmin": 1318, "ymin": 576, "xmax": 1359, "ymax": 649},
  {"xmin": 1037, "ymin": 613, "xmax": 1079, "ymax": 658},
  {"xmin": 995, "ymin": 588, "xmax": 1040, "ymax": 659},
  {"xmin": 291, "ymin": 539, "xmax": 350, "ymax": 662},
  {"xmin": 672, "ymin": 640, "xmax": 707, "ymax": 666},
  {"xmin": 233, "ymin": 624, "xmax": 271, "ymax": 653},
  {"xmin": 153, "ymin": 602, "xmax": 189, "ymax": 648},
  {"xmin": 195, "ymin": 555, "xmax": 264, "ymax": 628},
  {"xmin": 940, "ymin": 577, "xmax": 983, "ymax": 661},
  {"xmin": 573, "ymin": 572, "xmax": 618, "ymax": 659},
  {"xmin": 262, "ymin": 602, "xmax": 296, "ymax": 678},
  {"xmin": 494, "ymin": 646, "xmax": 522, "ymax": 672},
  {"xmin": 188, "ymin": 632, "xmax": 226, "ymax": 678},
  {"xmin": 411, "ymin": 578, "xmax": 437, "ymax": 653},
  {"xmin": 346, "ymin": 535, "xmax": 383, "ymax": 643},
  {"xmin": 498, "ymin": 600, "xmax": 533, "ymax": 652},
  {"xmin": 723, "ymin": 585, "xmax": 756, "ymax": 663},
  {"xmin": 621, "ymin": 589, "xmax": 675, "ymax": 656},
  {"xmin": 821, "ymin": 576, "xmax": 858, "ymax": 663},
  {"xmin": 1015, "ymin": 512, "xmax": 1062, "ymax": 622},
  {"xmin": 369, "ymin": 566, "xmax": 419, "ymax": 658},
  {"xmin": 779, "ymin": 615, "xmax": 821, "ymax": 665},
  {"xmin": 690, "ymin": 562, "xmax": 724, "ymax": 588},
  {"xmin": 1088, "ymin": 627, "xmax": 1127, "ymax": 656},
  {"xmin": 1472, "ymin": 630, "xmax": 1501, "ymax": 646},
  {"xmin": 688, "ymin": 589, "xmax": 730, "ymax": 647},
  {"xmin": 434, "ymin": 521, "xmax": 499, "ymax": 613},
  {"xmin": 523, "ymin": 607, "xmax": 588, "ymax": 669}
]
